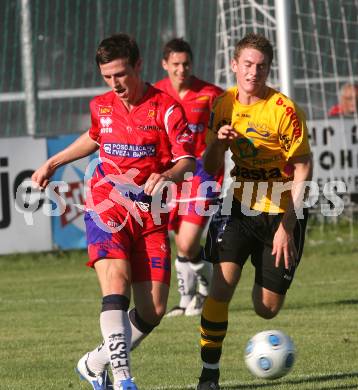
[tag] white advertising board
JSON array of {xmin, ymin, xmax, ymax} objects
[
  {"xmin": 0, "ymin": 137, "xmax": 52, "ymax": 254},
  {"xmin": 308, "ymin": 118, "xmax": 358, "ymax": 195}
]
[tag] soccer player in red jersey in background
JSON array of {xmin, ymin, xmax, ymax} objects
[
  {"xmin": 32, "ymin": 33, "xmax": 195, "ymax": 390},
  {"xmin": 155, "ymin": 38, "xmax": 223, "ymax": 317}
]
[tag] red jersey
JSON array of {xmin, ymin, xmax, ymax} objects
[
  {"xmin": 154, "ymin": 76, "xmax": 223, "ymax": 157},
  {"xmin": 88, "ymin": 84, "xmax": 195, "ymax": 190}
]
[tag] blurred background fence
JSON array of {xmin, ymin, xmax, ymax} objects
[
  {"xmin": 215, "ymin": 0, "xmax": 357, "ymax": 120},
  {"xmin": 1, "ymin": 0, "xmax": 357, "ymax": 138},
  {"xmin": 0, "ymin": 0, "xmax": 219, "ymax": 137}
]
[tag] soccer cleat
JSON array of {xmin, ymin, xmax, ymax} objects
[
  {"xmin": 76, "ymin": 353, "xmax": 113, "ymax": 390},
  {"xmin": 196, "ymin": 380, "xmax": 220, "ymax": 390},
  {"xmin": 165, "ymin": 305, "xmax": 186, "ymax": 317},
  {"xmin": 116, "ymin": 377, "xmax": 138, "ymax": 390},
  {"xmin": 185, "ymin": 292, "xmax": 206, "ymax": 316}
]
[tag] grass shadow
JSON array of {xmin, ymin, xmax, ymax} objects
[
  {"xmin": 220, "ymin": 371, "xmax": 358, "ymax": 389},
  {"xmin": 286, "ymin": 299, "xmax": 358, "ymax": 311},
  {"xmin": 334, "ymin": 299, "xmax": 358, "ymax": 305},
  {"xmin": 160, "ymin": 372, "xmax": 358, "ymax": 390}
]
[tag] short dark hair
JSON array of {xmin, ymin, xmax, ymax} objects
[
  {"xmin": 234, "ymin": 33, "xmax": 273, "ymax": 66},
  {"xmin": 162, "ymin": 38, "xmax": 193, "ymax": 61},
  {"xmin": 96, "ymin": 33, "xmax": 140, "ymax": 67}
]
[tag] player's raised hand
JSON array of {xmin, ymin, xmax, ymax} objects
[
  {"xmin": 31, "ymin": 162, "xmax": 56, "ymax": 190},
  {"xmin": 217, "ymin": 125, "xmax": 239, "ymax": 143}
]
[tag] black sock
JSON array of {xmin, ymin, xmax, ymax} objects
[{"xmin": 199, "ymin": 367, "xmax": 220, "ymax": 383}]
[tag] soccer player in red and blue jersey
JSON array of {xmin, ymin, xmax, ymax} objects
[
  {"xmin": 155, "ymin": 38, "xmax": 223, "ymax": 317},
  {"xmin": 32, "ymin": 33, "xmax": 195, "ymax": 390}
]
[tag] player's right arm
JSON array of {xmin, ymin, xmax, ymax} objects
[
  {"xmin": 32, "ymin": 131, "xmax": 99, "ymax": 189},
  {"xmin": 203, "ymin": 124, "xmax": 238, "ymax": 175}
]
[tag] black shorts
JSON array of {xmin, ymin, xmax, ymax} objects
[{"xmin": 204, "ymin": 198, "xmax": 308, "ymax": 295}]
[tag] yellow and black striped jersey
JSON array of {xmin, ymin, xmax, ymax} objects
[{"xmin": 207, "ymin": 86, "xmax": 311, "ymax": 213}]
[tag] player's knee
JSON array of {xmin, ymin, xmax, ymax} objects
[
  {"xmin": 178, "ymin": 246, "xmax": 199, "ymax": 259},
  {"xmin": 252, "ymin": 285, "xmax": 285, "ymax": 319},
  {"xmin": 135, "ymin": 304, "xmax": 165, "ymax": 326},
  {"xmin": 140, "ymin": 299, "xmax": 168, "ymax": 324},
  {"xmin": 189, "ymin": 246, "xmax": 205, "ymax": 264},
  {"xmin": 253, "ymin": 302, "xmax": 281, "ymax": 319},
  {"xmin": 129, "ymin": 308, "xmax": 159, "ymax": 336},
  {"xmin": 153, "ymin": 302, "xmax": 167, "ymax": 321}
]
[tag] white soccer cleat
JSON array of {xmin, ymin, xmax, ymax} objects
[
  {"xmin": 76, "ymin": 352, "xmax": 113, "ymax": 390},
  {"xmin": 185, "ymin": 292, "xmax": 207, "ymax": 316}
]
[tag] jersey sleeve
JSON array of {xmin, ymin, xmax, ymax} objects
[
  {"xmin": 88, "ymin": 99, "xmax": 101, "ymax": 145},
  {"xmin": 164, "ymin": 103, "xmax": 196, "ymax": 161},
  {"xmin": 206, "ymin": 112, "xmax": 218, "ymax": 145},
  {"xmin": 206, "ymin": 95, "xmax": 229, "ymax": 145},
  {"xmin": 279, "ymin": 103, "xmax": 311, "ymax": 160}
]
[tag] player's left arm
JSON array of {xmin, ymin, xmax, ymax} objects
[
  {"xmin": 144, "ymin": 102, "xmax": 196, "ymax": 196},
  {"xmin": 144, "ymin": 157, "xmax": 195, "ymax": 196},
  {"xmin": 272, "ymin": 154, "xmax": 313, "ymax": 269},
  {"xmin": 272, "ymin": 101, "xmax": 313, "ymax": 269}
]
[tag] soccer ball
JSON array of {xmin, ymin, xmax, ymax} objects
[{"xmin": 244, "ymin": 330, "xmax": 296, "ymax": 379}]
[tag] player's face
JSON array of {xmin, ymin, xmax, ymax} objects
[
  {"xmin": 162, "ymin": 52, "xmax": 192, "ymax": 88},
  {"xmin": 231, "ymin": 48, "xmax": 270, "ymax": 98},
  {"xmin": 99, "ymin": 58, "xmax": 142, "ymax": 103}
]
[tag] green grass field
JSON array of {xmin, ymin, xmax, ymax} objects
[{"xmin": 0, "ymin": 223, "xmax": 357, "ymax": 390}]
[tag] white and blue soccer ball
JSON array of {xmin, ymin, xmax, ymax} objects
[{"xmin": 244, "ymin": 330, "xmax": 296, "ymax": 379}]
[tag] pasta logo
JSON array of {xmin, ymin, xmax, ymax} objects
[
  {"xmin": 232, "ymin": 165, "xmax": 282, "ymax": 180},
  {"xmin": 98, "ymin": 106, "xmax": 113, "ymax": 116}
]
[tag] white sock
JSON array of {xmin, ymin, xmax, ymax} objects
[
  {"xmin": 85, "ymin": 306, "xmax": 155, "ymax": 372},
  {"xmin": 100, "ymin": 310, "xmax": 132, "ymax": 382},
  {"xmin": 130, "ymin": 325, "xmax": 146, "ymax": 351},
  {"xmin": 86, "ymin": 341, "xmax": 108, "ymax": 375},
  {"xmin": 175, "ymin": 258, "xmax": 197, "ymax": 308},
  {"xmin": 129, "ymin": 308, "xmax": 145, "ymax": 351},
  {"xmin": 190, "ymin": 260, "xmax": 213, "ymax": 296}
]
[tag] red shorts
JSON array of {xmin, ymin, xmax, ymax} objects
[
  {"xmin": 168, "ymin": 199, "xmax": 212, "ymax": 232},
  {"xmin": 84, "ymin": 202, "xmax": 171, "ymax": 285},
  {"xmin": 168, "ymin": 157, "xmax": 223, "ymax": 232}
]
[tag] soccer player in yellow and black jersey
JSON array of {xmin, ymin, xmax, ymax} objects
[{"xmin": 196, "ymin": 33, "xmax": 313, "ymax": 390}]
